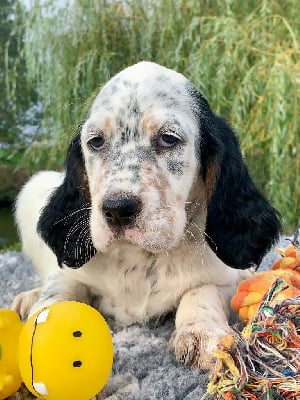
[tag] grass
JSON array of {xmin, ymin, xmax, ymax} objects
[
  {"xmin": 8, "ymin": 0, "xmax": 300, "ymax": 232},
  {"xmin": 0, "ymin": 242, "xmax": 21, "ymax": 254}
]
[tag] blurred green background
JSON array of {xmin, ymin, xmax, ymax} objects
[{"xmin": 1, "ymin": 0, "xmax": 299, "ymax": 249}]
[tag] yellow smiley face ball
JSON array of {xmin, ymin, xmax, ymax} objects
[
  {"xmin": 0, "ymin": 309, "xmax": 23, "ymax": 399},
  {"xmin": 19, "ymin": 301, "xmax": 113, "ymax": 400}
]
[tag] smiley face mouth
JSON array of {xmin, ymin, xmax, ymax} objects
[
  {"xmin": 30, "ymin": 309, "xmax": 86, "ymax": 397},
  {"xmin": 31, "ymin": 310, "xmax": 50, "ymax": 396}
]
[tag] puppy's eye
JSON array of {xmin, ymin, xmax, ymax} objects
[
  {"xmin": 87, "ymin": 136, "xmax": 105, "ymax": 151},
  {"xmin": 157, "ymin": 134, "xmax": 180, "ymax": 149}
]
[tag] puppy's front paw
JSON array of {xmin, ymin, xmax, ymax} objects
[
  {"xmin": 170, "ymin": 323, "xmax": 230, "ymax": 370},
  {"xmin": 11, "ymin": 287, "xmax": 41, "ymax": 319}
]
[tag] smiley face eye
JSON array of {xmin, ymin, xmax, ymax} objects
[
  {"xmin": 73, "ymin": 360, "xmax": 82, "ymax": 367},
  {"xmin": 73, "ymin": 330, "xmax": 82, "ymax": 337}
]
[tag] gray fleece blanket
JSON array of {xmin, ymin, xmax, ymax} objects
[{"xmin": 0, "ymin": 239, "xmax": 288, "ymax": 400}]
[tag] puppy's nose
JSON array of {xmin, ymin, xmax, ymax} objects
[{"xmin": 102, "ymin": 196, "xmax": 141, "ymax": 226}]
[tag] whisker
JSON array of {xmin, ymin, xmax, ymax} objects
[
  {"xmin": 54, "ymin": 205, "xmax": 91, "ymax": 225},
  {"xmin": 188, "ymin": 220, "xmax": 218, "ymax": 251},
  {"xmin": 74, "ymin": 225, "xmax": 93, "ymax": 263},
  {"xmin": 63, "ymin": 216, "xmax": 90, "ymax": 253}
]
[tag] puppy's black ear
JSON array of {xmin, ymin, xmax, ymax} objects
[
  {"xmin": 37, "ymin": 128, "xmax": 96, "ymax": 268},
  {"xmin": 193, "ymin": 90, "xmax": 281, "ymax": 269}
]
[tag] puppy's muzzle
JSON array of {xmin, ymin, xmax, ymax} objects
[{"xmin": 102, "ymin": 195, "xmax": 141, "ymax": 227}]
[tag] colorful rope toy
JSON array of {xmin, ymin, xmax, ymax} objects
[
  {"xmin": 204, "ymin": 229, "xmax": 300, "ymax": 400},
  {"xmin": 230, "ymin": 244, "xmax": 300, "ymax": 323}
]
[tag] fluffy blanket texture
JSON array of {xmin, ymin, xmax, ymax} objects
[{"xmin": 0, "ymin": 239, "xmax": 287, "ymax": 400}]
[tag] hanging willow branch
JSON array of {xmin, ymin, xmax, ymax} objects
[{"xmin": 8, "ymin": 0, "xmax": 300, "ymax": 231}]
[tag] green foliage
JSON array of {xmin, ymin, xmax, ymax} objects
[
  {"xmin": 10, "ymin": 0, "xmax": 300, "ymax": 231},
  {"xmin": 0, "ymin": 242, "xmax": 21, "ymax": 254},
  {"xmin": 0, "ymin": 0, "xmax": 40, "ymax": 146}
]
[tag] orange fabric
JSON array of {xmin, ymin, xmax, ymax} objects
[{"xmin": 231, "ymin": 244, "xmax": 300, "ymax": 323}]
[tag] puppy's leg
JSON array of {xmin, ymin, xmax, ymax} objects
[
  {"xmin": 171, "ymin": 284, "xmax": 232, "ymax": 370},
  {"xmin": 11, "ymin": 287, "xmax": 42, "ymax": 319},
  {"xmin": 28, "ymin": 270, "xmax": 94, "ymax": 317}
]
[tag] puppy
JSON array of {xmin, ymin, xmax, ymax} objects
[{"xmin": 13, "ymin": 61, "xmax": 280, "ymax": 369}]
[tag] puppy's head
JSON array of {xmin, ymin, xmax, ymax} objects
[
  {"xmin": 81, "ymin": 62, "xmax": 201, "ymax": 254},
  {"xmin": 38, "ymin": 61, "xmax": 281, "ymax": 268}
]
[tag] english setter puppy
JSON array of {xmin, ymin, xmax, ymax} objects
[{"xmin": 14, "ymin": 61, "xmax": 280, "ymax": 370}]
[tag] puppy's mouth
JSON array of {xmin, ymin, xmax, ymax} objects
[
  {"xmin": 103, "ymin": 224, "xmax": 174, "ymax": 254},
  {"xmin": 124, "ymin": 227, "xmax": 145, "ymax": 244},
  {"xmin": 107, "ymin": 225, "xmax": 145, "ymax": 246},
  {"xmin": 91, "ymin": 203, "xmax": 181, "ymax": 254}
]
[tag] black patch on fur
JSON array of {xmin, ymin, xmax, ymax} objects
[
  {"xmin": 37, "ymin": 127, "xmax": 97, "ymax": 268},
  {"xmin": 189, "ymin": 85, "xmax": 281, "ymax": 269},
  {"xmin": 166, "ymin": 160, "xmax": 184, "ymax": 175}
]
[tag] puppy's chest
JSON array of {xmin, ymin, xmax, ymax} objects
[{"xmin": 79, "ymin": 249, "xmax": 205, "ymax": 324}]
